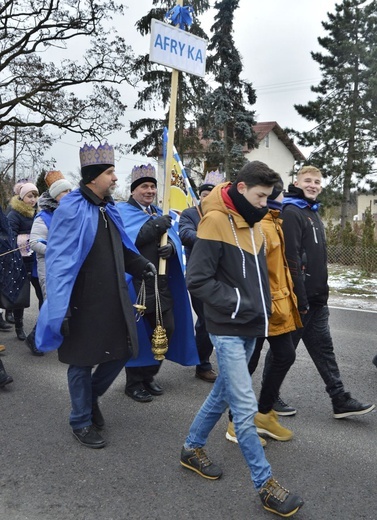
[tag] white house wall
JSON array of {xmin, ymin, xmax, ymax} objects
[{"xmin": 245, "ymin": 131, "xmax": 296, "ymax": 189}]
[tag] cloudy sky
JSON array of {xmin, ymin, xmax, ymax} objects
[{"xmin": 48, "ymin": 0, "xmax": 339, "ymax": 182}]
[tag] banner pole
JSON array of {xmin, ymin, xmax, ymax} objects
[{"xmin": 159, "ymin": 0, "xmax": 183, "ymax": 275}]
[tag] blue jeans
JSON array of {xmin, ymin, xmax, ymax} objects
[
  {"xmin": 185, "ymin": 335, "xmax": 272, "ymax": 490},
  {"xmin": 67, "ymin": 359, "xmax": 126, "ymax": 429}
]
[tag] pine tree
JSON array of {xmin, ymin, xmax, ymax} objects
[
  {"xmin": 292, "ymin": 0, "xmax": 377, "ymax": 227},
  {"xmin": 197, "ymin": 0, "xmax": 257, "ymax": 180},
  {"xmin": 129, "ymin": 1, "xmax": 210, "ymax": 165}
]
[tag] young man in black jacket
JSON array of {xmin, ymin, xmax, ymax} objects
[
  {"xmin": 276, "ymin": 165, "xmax": 374, "ymax": 419},
  {"xmin": 180, "ymin": 161, "xmax": 304, "ymax": 518}
]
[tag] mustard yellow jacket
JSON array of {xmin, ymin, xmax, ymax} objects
[{"xmin": 262, "ymin": 209, "xmax": 302, "ymax": 336}]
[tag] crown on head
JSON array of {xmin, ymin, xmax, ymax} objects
[
  {"xmin": 131, "ymin": 164, "xmax": 156, "ymax": 183},
  {"xmin": 44, "ymin": 170, "xmax": 64, "ymax": 188},
  {"xmin": 203, "ymin": 170, "xmax": 225, "ymax": 186},
  {"xmin": 79, "ymin": 143, "xmax": 115, "ymax": 168}
]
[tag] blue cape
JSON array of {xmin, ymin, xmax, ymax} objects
[
  {"xmin": 117, "ymin": 202, "xmax": 198, "ymax": 367},
  {"xmin": 36, "ymin": 189, "xmax": 139, "ymax": 352}
]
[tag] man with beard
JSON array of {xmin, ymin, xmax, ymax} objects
[
  {"xmin": 179, "ymin": 161, "xmax": 304, "ymax": 518},
  {"xmin": 36, "ymin": 143, "xmax": 156, "ymax": 448}
]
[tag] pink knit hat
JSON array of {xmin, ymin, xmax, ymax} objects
[{"xmin": 19, "ymin": 183, "xmax": 39, "ymax": 200}]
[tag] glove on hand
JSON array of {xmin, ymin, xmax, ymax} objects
[
  {"xmin": 153, "ymin": 215, "xmax": 172, "ymax": 232},
  {"xmin": 158, "ymin": 243, "xmax": 174, "ymax": 259},
  {"xmin": 142, "ymin": 262, "xmax": 157, "ymax": 279}
]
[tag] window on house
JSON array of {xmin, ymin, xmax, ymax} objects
[
  {"xmin": 264, "ymin": 134, "xmax": 269, "ymax": 148},
  {"xmin": 373, "ymin": 199, "xmax": 377, "ymax": 205}
]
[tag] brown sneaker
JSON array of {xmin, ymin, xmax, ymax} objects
[
  {"xmin": 225, "ymin": 421, "xmax": 267, "ymax": 447},
  {"xmin": 195, "ymin": 369, "xmax": 217, "ymax": 383},
  {"xmin": 255, "ymin": 410, "xmax": 293, "ymax": 441}
]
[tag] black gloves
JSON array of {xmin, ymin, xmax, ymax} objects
[
  {"xmin": 158, "ymin": 242, "xmax": 174, "ymax": 259},
  {"xmin": 153, "ymin": 215, "xmax": 172, "ymax": 232},
  {"xmin": 142, "ymin": 262, "xmax": 157, "ymax": 279}
]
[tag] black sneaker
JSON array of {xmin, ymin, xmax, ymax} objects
[
  {"xmin": 72, "ymin": 425, "xmax": 106, "ymax": 449},
  {"xmin": 372, "ymin": 355, "xmax": 377, "ymax": 368},
  {"xmin": 273, "ymin": 396, "xmax": 297, "ymax": 416},
  {"xmin": 332, "ymin": 392, "xmax": 375, "ymax": 419},
  {"xmin": 259, "ymin": 477, "xmax": 304, "ymax": 517},
  {"xmin": 180, "ymin": 446, "xmax": 222, "ymax": 480}
]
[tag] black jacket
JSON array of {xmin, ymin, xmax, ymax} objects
[
  {"xmin": 186, "ymin": 183, "xmax": 270, "ymax": 337},
  {"xmin": 178, "ymin": 205, "xmax": 201, "ymax": 263},
  {"xmin": 282, "ymin": 187, "xmax": 328, "ymax": 309},
  {"xmin": 126, "ymin": 196, "xmax": 174, "ymax": 313}
]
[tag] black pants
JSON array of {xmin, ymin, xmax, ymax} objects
[
  {"xmin": 125, "ymin": 309, "xmax": 174, "ymax": 390},
  {"xmin": 191, "ymin": 294, "xmax": 214, "ymax": 372},
  {"xmin": 264, "ymin": 305, "xmax": 345, "ymax": 399},
  {"xmin": 249, "ymin": 333, "xmax": 296, "ymax": 414}
]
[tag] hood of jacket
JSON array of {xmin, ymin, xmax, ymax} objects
[
  {"xmin": 9, "ymin": 195, "xmax": 36, "ymax": 218},
  {"xmin": 38, "ymin": 191, "xmax": 59, "ymax": 212}
]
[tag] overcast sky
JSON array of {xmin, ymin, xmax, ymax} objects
[{"xmin": 47, "ymin": 0, "xmax": 339, "ymax": 182}]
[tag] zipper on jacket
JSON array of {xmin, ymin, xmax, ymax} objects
[
  {"xmin": 308, "ymin": 217, "xmax": 318, "ymax": 244},
  {"xmin": 250, "ymin": 228, "xmax": 269, "ymax": 337}
]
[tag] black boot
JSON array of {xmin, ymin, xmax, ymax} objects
[
  {"xmin": 0, "ymin": 359, "xmax": 13, "ymax": 387},
  {"xmin": 0, "ymin": 312, "xmax": 12, "ymax": 331},
  {"xmin": 15, "ymin": 318, "xmax": 26, "ymax": 341},
  {"xmin": 25, "ymin": 326, "xmax": 44, "ymax": 356},
  {"xmin": 5, "ymin": 310, "xmax": 15, "ymax": 324}
]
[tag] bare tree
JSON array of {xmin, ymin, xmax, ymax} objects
[{"xmin": 0, "ymin": 0, "xmax": 136, "ymax": 150}]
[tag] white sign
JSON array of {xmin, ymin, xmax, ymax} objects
[{"xmin": 150, "ymin": 19, "xmax": 207, "ymax": 78}]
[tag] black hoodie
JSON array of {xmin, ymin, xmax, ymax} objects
[{"xmin": 281, "ymin": 185, "xmax": 328, "ymax": 310}]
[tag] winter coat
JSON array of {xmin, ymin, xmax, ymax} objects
[
  {"xmin": 178, "ymin": 205, "xmax": 202, "ymax": 263},
  {"xmin": 7, "ymin": 195, "xmax": 36, "ymax": 265},
  {"xmin": 36, "ymin": 183, "xmax": 149, "ymax": 366},
  {"xmin": 186, "ymin": 182, "xmax": 271, "ymax": 338},
  {"xmin": 262, "ymin": 209, "xmax": 302, "ymax": 336},
  {"xmin": 282, "ymin": 188, "xmax": 328, "ymax": 309},
  {"xmin": 120, "ymin": 196, "xmax": 174, "ymax": 314},
  {"xmin": 30, "ymin": 192, "xmax": 58, "ymax": 299}
]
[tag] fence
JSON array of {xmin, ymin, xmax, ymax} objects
[{"xmin": 327, "ymin": 245, "xmax": 377, "ymax": 273}]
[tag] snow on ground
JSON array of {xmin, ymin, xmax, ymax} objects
[{"xmin": 328, "ymin": 264, "xmax": 377, "ymax": 311}]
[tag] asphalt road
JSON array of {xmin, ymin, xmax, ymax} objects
[{"xmin": 1, "ymin": 300, "xmax": 376, "ymax": 520}]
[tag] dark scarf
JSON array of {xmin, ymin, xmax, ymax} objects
[{"xmin": 228, "ymin": 183, "xmax": 268, "ymax": 227}]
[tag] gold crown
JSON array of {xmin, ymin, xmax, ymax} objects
[
  {"xmin": 131, "ymin": 164, "xmax": 156, "ymax": 183},
  {"xmin": 44, "ymin": 170, "xmax": 64, "ymax": 188},
  {"xmin": 203, "ymin": 170, "xmax": 225, "ymax": 186},
  {"xmin": 79, "ymin": 143, "xmax": 115, "ymax": 168}
]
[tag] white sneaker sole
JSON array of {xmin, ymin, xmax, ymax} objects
[{"xmin": 333, "ymin": 403, "xmax": 375, "ymax": 419}]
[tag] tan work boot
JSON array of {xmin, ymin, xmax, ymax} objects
[
  {"xmin": 225, "ymin": 420, "xmax": 267, "ymax": 447},
  {"xmin": 254, "ymin": 410, "xmax": 293, "ymax": 441}
]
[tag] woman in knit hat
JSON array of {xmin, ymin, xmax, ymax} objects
[{"xmin": 7, "ymin": 182, "xmax": 43, "ymax": 341}]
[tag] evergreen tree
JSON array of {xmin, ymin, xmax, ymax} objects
[
  {"xmin": 197, "ymin": 0, "xmax": 257, "ymax": 180},
  {"xmin": 292, "ymin": 0, "xmax": 377, "ymax": 227},
  {"xmin": 129, "ymin": 1, "xmax": 210, "ymax": 166}
]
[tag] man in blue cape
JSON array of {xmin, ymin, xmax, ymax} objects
[
  {"xmin": 36, "ymin": 143, "xmax": 156, "ymax": 449},
  {"xmin": 118, "ymin": 164, "xmax": 198, "ymax": 403}
]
